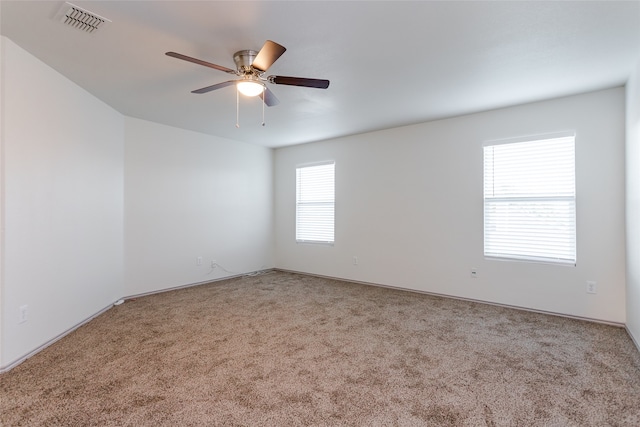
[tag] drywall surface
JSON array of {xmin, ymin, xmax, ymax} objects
[
  {"xmin": 0, "ymin": 36, "xmax": 5, "ymax": 366},
  {"xmin": 1, "ymin": 37, "xmax": 124, "ymax": 368},
  {"xmin": 627, "ymin": 60, "xmax": 640, "ymax": 345},
  {"xmin": 275, "ymin": 87, "xmax": 626, "ymax": 323},
  {"xmin": 124, "ymin": 117, "xmax": 274, "ymax": 296}
]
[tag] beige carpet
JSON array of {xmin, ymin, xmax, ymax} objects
[{"xmin": 1, "ymin": 271, "xmax": 639, "ymax": 426}]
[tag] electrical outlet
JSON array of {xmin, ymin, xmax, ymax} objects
[
  {"xmin": 586, "ymin": 281, "xmax": 597, "ymax": 294},
  {"xmin": 211, "ymin": 260, "xmax": 217, "ymax": 268},
  {"xmin": 19, "ymin": 305, "xmax": 28, "ymax": 324},
  {"xmin": 353, "ymin": 256, "xmax": 358, "ymax": 266},
  {"xmin": 196, "ymin": 257, "xmax": 203, "ymax": 266},
  {"xmin": 470, "ymin": 268, "xmax": 478, "ymax": 279}
]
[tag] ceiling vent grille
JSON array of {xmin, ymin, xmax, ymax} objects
[{"xmin": 57, "ymin": 2, "xmax": 110, "ymax": 33}]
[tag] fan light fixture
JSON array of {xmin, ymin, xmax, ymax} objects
[
  {"xmin": 237, "ymin": 80, "xmax": 265, "ymax": 97},
  {"xmin": 166, "ymin": 40, "xmax": 330, "ymax": 127}
]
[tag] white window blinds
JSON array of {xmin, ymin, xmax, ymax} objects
[
  {"xmin": 296, "ymin": 162, "xmax": 335, "ymax": 244},
  {"xmin": 483, "ymin": 135, "xmax": 576, "ymax": 264}
]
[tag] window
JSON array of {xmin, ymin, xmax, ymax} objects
[
  {"xmin": 296, "ymin": 162, "xmax": 335, "ymax": 244},
  {"xmin": 483, "ymin": 133, "xmax": 576, "ymax": 264}
]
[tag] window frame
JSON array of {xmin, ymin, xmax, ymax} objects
[
  {"xmin": 295, "ymin": 161, "xmax": 335, "ymax": 245},
  {"xmin": 483, "ymin": 131, "xmax": 577, "ymax": 266}
]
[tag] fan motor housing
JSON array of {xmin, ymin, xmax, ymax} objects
[{"xmin": 233, "ymin": 50, "xmax": 259, "ymax": 74}]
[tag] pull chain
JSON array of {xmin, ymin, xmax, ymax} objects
[
  {"xmin": 236, "ymin": 89, "xmax": 266, "ymax": 128},
  {"xmin": 235, "ymin": 89, "xmax": 240, "ymax": 128},
  {"xmin": 262, "ymin": 92, "xmax": 265, "ymax": 127}
]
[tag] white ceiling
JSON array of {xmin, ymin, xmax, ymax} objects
[{"xmin": 1, "ymin": 1, "xmax": 639, "ymax": 148}]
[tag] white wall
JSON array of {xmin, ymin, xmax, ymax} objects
[
  {"xmin": 275, "ymin": 88, "xmax": 626, "ymax": 323},
  {"xmin": 0, "ymin": 38, "xmax": 275, "ymax": 368},
  {"xmin": 0, "ymin": 32, "xmax": 632, "ymax": 368},
  {"xmin": 124, "ymin": 117, "xmax": 274, "ymax": 296},
  {"xmin": 626, "ymin": 60, "xmax": 640, "ymax": 345},
  {"xmin": 0, "ymin": 37, "xmax": 124, "ymax": 368}
]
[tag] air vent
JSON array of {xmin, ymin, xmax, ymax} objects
[{"xmin": 56, "ymin": 2, "xmax": 110, "ymax": 33}]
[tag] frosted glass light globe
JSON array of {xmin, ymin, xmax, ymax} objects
[{"xmin": 237, "ymin": 81, "xmax": 265, "ymax": 97}]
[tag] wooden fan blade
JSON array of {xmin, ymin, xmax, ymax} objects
[
  {"xmin": 166, "ymin": 52, "xmax": 236, "ymax": 74},
  {"xmin": 270, "ymin": 75, "xmax": 330, "ymax": 89},
  {"xmin": 191, "ymin": 80, "xmax": 236, "ymax": 94},
  {"xmin": 259, "ymin": 87, "xmax": 280, "ymax": 107},
  {"xmin": 252, "ymin": 40, "xmax": 286, "ymax": 72}
]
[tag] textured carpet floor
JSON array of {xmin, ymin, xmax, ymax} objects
[{"xmin": 1, "ymin": 271, "xmax": 639, "ymax": 426}]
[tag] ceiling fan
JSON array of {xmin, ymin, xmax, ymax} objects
[{"xmin": 166, "ymin": 40, "xmax": 330, "ymax": 107}]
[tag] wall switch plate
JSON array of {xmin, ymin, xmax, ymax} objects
[
  {"xmin": 19, "ymin": 305, "xmax": 28, "ymax": 323},
  {"xmin": 196, "ymin": 257, "xmax": 203, "ymax": 266},
  {"xmin": 353, "ymin": 256, "xmax": 358, "ymax": 265},
  {"xmin": 586, "ymin": 281, "xmax": 597, "ymax": 294},
  {"xmin": 470, "ymin": 268, "xmax": 478, "ymax": 279},
  {"xmin": 211, "ymin": 260, "xmax": 217, "ymax": 268}
]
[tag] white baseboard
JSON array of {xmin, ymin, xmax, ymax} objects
[
  {"xmin": 2, "ymin": 267, "xmax": 631, "ymax": 374},
  {"xmin": 124, "ymin": 269, "xmax": 274, "ymax": 300},
  {"xmin": 626, "ymin": 326, "xmax": 640, "ymax": 353},
  {"xmin": 124, "ymin": 273, "xmax": 245, "ymax": 300},
  {"xmin": 0, "ymin": 303, "xmax": 114, "ymax": 373},
  {"xmin": 0, "ymin": 269, "xmax": 273, "ymax": 373},
  {"xmin": 275, "ymin": 268, "xmax": 626, "ymax": 328}
]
